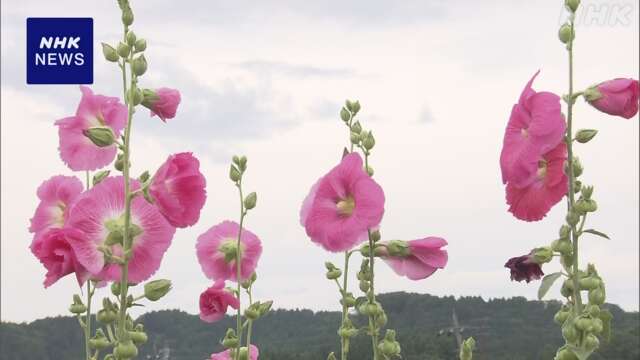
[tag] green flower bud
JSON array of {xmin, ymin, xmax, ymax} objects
[
  {"xmin": 125, "ymin": 30, "xmax": 136, "ymax": 46},
  {"xmin": 324, "ymin": 261, "xmax": 337, "ymax": 270},
  {"xmin": 572, "ymin": 158, "xmax": 583, "ymax": 177},
  {"xmin": 89, "ymin": 329, "xmax": 110, "ymax": 350},
  {"xmin": 554, "ymin": 309, "xmax": 570, "ymax": 325},
  {"xmin": 579, "ymin": 277, "xmax": 600, "ymax": 290},
  {"xmin": 591, "ymin": 318, "xmax": 603, "ymax": 334},
  {"xmin": 337, "ymin": 326, "xmax": 358, "ymax": 339},
  {"xmin": 111, "ymin": 282, "xmax": 121, "ymax": 296},
  {"xmin": 575, "ymin": 129, "xmax": 597, "ymax": 143},
  {"xmin": 362, "ymin": 132, "xmax": 376, "ymax": 150},
  {"xmin": 378, "ymin": 330, "xmax": 401, "ymax": 357},
  {"xmin": 244, "ymin": 307, "xmax": 259, "ymax": 320},
  {"xmin": 351, "ymin": 121, "xmax": 362, "ymax": 134},
  {"xmin": 115, "ymin": 153, "xmax": 125, "ymax": 172},
  {"xmin": 340, "ymin": 293, "xmax": 357, "ymax": 308},
  {"xmin": 138, "ymin": 170, "xmax": 150, "ymax": 183},
  {"xmin": 229, "ymin": 165, "xmax": 241, "ymax": 182},
  {"xmin": 326, "ymin": 269, "xmax": 342, "ymax": 280},
  {"xmin": 127, "ymin": 87, "xmax": 143, "ymax": 106},
  {"xmin": 589, "ymin": 288, "xmax": 605, "ymax": 305},
  {"xmin": 132, "ymin": 55, "xmax": 147, "ymax": 76},
  {"xmin": 581, "ymin": 185, "xmax": 594, "ymax": 200},
  {"xmin": 93, "ymin": 170, "xmax": 111, "ymax": 186},
  {"xmin": 566, "ymin": 211, "xmax": 580, "ymax": 226},
  {"xmin": 376, "ymin": 311, "xmax": 388, "ymax": 328},
  {"xmin": 69, "ymin": 303, "xmax": 87, "ymax": 314},
  {"xmin": 587, "ymin": 304, "xmax": 600, "ymax": 317},
  {"xmin": 584, "ymin": 333, "xmax": 600, "ymax": 351},
  {"xmin": 574, "ymin": 180, "xmax": 582, "ymax": 193},
  {"xmin": 144, "ymin": 279, "xmax": 172, "ymax": 301},
  {"xmin": 531, "ymin": 246, "xmax": 553, "ymax": 264},
  {"xmin": 552, "ymin": 239, "xmax": 572, "ymax": 255},
  {"xmin": 387, "ymin": 240, "xmax": 410, "ymax": 257},
  {"xmin": 350, "ymin": 132, "xmax": 360, "ymax": 144},
  {"xmin": 244, "ymin": 192, "xmax": 257, "ymax": 210},
  {"xmin": 559, "ymin": 225, "xmax": 571, "ymax": 238},
  {"xmin": 258, "ymin": 300, "xmax": 273, "ymax": 316},
  {"xmin": 84, "ymin": 127, "xmax": 116, "ymax": 147},
  {"xmin": 222, "ymin": 328, "xmax": 239, "ymax": 348},
  {"xmin": 565, "ymin": 0, "xmax": 580, "ymax": 12},
  {"xmin": 558, "ymin": 24, "xmax": 574, "ymax": 44},
  {"xmin": 114, "ymin": 340, "xmax": 138, "ymax": 359},
  {"xmin": 121, "ymin": 9, "xmax": 134, "ymax": 26},
  {"xmin": 370, "ymin": 230, "xmax": 381, "ymax": 242},
  {"xmin": 129, "ymin": 330, "xmax": 148, "ymax": 344},
  {"xmin": 97, "ymin": 309, "xmax": 117, "ymax": 324},
  {"xmin": 134, "ymin": 38, "xmax": 147, "ymax": 52},
  {"xmin": 117, "ymin": 41, "xmax": 130, "ymax": 58},
  {"xmin": 460, "ymin": 337, "xmax": 476, "ymax": 360},
  {"xmin": 102, "ymin": 43, "xmax": 119, "ymax": 62},
  {"xmin": 238, "ymin": 156, "xmax": 247, "ymax": 171},
  {"xmin": 351, "ymin": 101, "xmax": 361, "ymax": 114},
  {"xmin": 556, "ymin": 347, "xmax": 578, "ymax": 360},
  {"xmin": 340, "ymin": 107, "xmax": 351, "ymax": 122},
  {"xmin": 575, "ymin": 317, "xmax": 592, "ymax": 331},
  {"xmin": 562, "ymin": 322, "xmax": 579, "ymax": 343},
  {"xmin": 560, "ymin": 279, "xmax": 575, "ymax": 298}
]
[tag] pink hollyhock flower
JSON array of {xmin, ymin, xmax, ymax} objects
[
  {"xmin": 199, "ymin": 280, "xmax": 239, "ymax": 323},
  {"xmin": 506, "ymin": 142, "xmax": 568, "ymax": 221},
  {"xmin": 30, "ymin": 228, "xmax": 91, "ymax": 288},
  {"xmin": 55, "ymin": 86, "xmax": 127, "ymax": 171},
  {"xmin": 149, "ymin": 152, "xmax": 207, "ymax": 228},
  {"xmin": 29, "ymin": 175, "xmax": 84, "ymax": 236},
  {"xmin": 381, "ymin": 237, "xmax": 448, "ymax": 280},
  {"xmin": 142, "ymin": 87, "xmax": 181, "ymax": 122},
  {"xmin": 65, "ymin": 177, "xmax": 175, "ymax": 283},
  {"xmin": 196, "ymin": 221, "xmax": 262, "ymax": 282},
  {"xmin": 500, "ymin": 71, "xmax": 566, "ymax": 188},
  {"xmin": 586, "ymin": 78, "xmax": 639, "ymax": 119},
  {"xmin": 210, "ymin": 345, "xmax": 259, "ymax": 360},
  {"xmin": 504, "ymin": 252, "xmax": 544, "ymax": 283},
  {"xmin": 300, "ymin": 152, "xmax": 385, "ymax": 252}
]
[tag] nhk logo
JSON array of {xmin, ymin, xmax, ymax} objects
[{"xmin": 27, "ymin": 18, "xmax": 93, "ymax": 84}]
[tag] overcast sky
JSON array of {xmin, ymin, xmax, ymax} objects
[{"xmin": 1, "ymin": 0, "xmax": 638, "ymax": 323}]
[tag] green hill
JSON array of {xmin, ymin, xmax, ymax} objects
[{"xmin": 1, "ymin": 292, "xmax": 638, "ymax": 360}]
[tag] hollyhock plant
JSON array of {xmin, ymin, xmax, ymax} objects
[
  {"xmin": 196, "ymin": 220, "xmax": 262, "ymax": 282},
  {"xmin": 65, "ymin": 176, "xmax": 176, "ymax": 283},
  {"xmin": 142, "ymin": 87, "xmax": 181, "ymax": 122},
  {"xmin": 501, "ymin": 2, "xmax": 638, "ymax": 359},
  {"xmin": 381, "ymin": 237, "xmax": 448, "ymax": 281},
  {"xmin": 55, "ymin": 86, "xmax": 127, "ymax": 171},
  {"xmin": 300, "ymin": 152, "xmax": 385, "ymax": 252},
  {"xmin": 29, "ymin": 175, "xmax": 83, "ymax": 236},
  {"xmin": 500, "ymin": 71, "xmax": 566, "ymax": 188},
  {"xmin": 585, "ymin": 78, "xmax": 639, "ymax": 119},
  {"xmin": 504, "ymin": 252, "xmax": 544, "ymax": 283},
  {"xmin": 30, "ymin": 228, "xmax": 91, "ymax": 288},
  {"xmin": 149, "ymin": 152, "xmax": 207, "ymax": 228},
  {"xmin": 199, "ymin": 280, "xmax": 240, "ymax": 323},
  {"xmin": 210, "ymin": 345, "xmax": 260, "ymax": 360},
  {"xmin": 506, "ymin": 142, "xmax": 568, "ymax": 221}
]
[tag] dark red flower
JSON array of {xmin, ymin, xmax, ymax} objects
[{"xmin": 504, "ymin": 253, "xmax": 544, "ymax": 283}]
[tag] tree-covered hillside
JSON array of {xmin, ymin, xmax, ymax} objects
[{"xmin": 1, "ymin": 292, "xmax": 638, "ymax": 360}]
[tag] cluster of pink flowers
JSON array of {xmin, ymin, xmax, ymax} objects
[
  {"xmin": 29, "ymin": 86, "xmax": 205, "ymax": 289},
  {"xmin": 301, "ymin": 152, "xmax": 448, "ymax": 280}
]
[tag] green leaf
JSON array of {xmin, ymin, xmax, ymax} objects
[
  {"xmin": 599, "ymin": 309, "xmax": 613, "ymax": 342},
  {"xmin": 538, "ymin": 272, "xmax": 563, "ymax": 300},
  {"xmin": 583, "ymin": 229, "xmax": 610, "ymax": 240}
]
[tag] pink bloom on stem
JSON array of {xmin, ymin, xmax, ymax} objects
[
  {"xmin": 199, "ymin": 280, "xmax": 239, "ymax": 323},
  {"xmin": 55, "ymin": 86, "xmax": 127, "ymax": 171},
  {"xmin": 30, "ymin": 228, "xmax": 91, "ymax": 288},
  {"xmin": 65, "ymin": 177, "xmax": 176, "ymax": 283},
  {"xmin": 143, "ymin": 87, "xmax": 181, "ymax": 122},
  {"xmin": 300, "ymin": 152, "xmax": 385, "ymax": 252},
  {"xmin": 500, "ymin": 71, "xmax": 566, "ymax": 188},
  {"xmin": 504, "ymin": 252, "xmax": 544, "ymax": 283},
  {"xmin": 210, "ymin": 345, "xmax": 260, "ymax": 360},
  {"xmin": 29, "ymin": 175, "xmax": 84, "ymax": 236},
  {"xmin": 382, "ymin": 237, "xmax": 448, "ymax": 280},
  {"xmin": 196, "ymin": 221, "xmax": 262, "ymax": 282},
  {"xmin": 149, "ymin": 152, "xmax": 207, "ymax": 228},
  {"xmin": 586, "ymin": 78, "xmax": 639, "ymax": 119},
  {"xmin": 506, "ymin": 142, "xmax": 568, "ymax": 222}
]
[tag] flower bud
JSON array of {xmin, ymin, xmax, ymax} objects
[
  {"xmin": 575, "ymin": 129, "xmax": 597, "ymax": 143},
  {"xmin": 551, "ymin": 239, "xmax": 572, "ymax": 255},
  {"xmin": 376, "ymin": 311, "xmax": 388, "ymax": 328},
  {"xmin": 102, "ymin": 43, "xmax": 119, "ymax": 62},
  {"xmin": 359, "ymin": 280, "xmax": 370, "ymax": 293},
  {"xmin": 351, "ymin": 101, "xmax": 361, "ymax": 114},
  {"xmin": 362, "ymin": 132, "xmax": 376, "ymax": 150},
  {"xmin": 244, "ymin": 192, "xmax": 257, "ymax": 210},
  {"xmin": 558, "ymin": 24, "xmax": 574, "ymax": 44},
  {"xmin": 572, "ymin": 158, "xmax": 583, "ymax": 177},
  {"xmin": 89, "ymin": 329, "xmax": 110, "ymax": 350},
  {"xmin": 584, "ymin": 334, "xmax": 600, "ymax": 351},
  {"xmin": 579, "ymin": 277, "xmax": 601, "ymax": 290},
  {"xmin": 565, "ymin": 0, "xmax": 580, "ymax": 12},
  {"xmin": 560, "ymin": 279, "xmax": 574, "ymax": 298},
  {"xmin": 350, "ymin": 132, "xmax": 360, "ymax": 144},
  {"xmin": 244, "ymin": 307, "xmax": 259, "ymax": 320},
  {"xmin": 351, "ymin": 121, "xmax": 362, "ymax": 134},
  {"xmin": 588, "ymin": 288, "xmax": 605, "ymax": 305},
  {"xmin": 559, "ymin": 225, "xmax": 571, "ymax": 239},
  {"xmin": 562, "ymin": 322, "xmax": 579, "ymax": 343},
  {"xmin": 554, "ymin": 309, "xmax": 570, "ymax": 325},
  {"xmin": 229, "ymin": 165, "xmax": 241, "ymax": 182},
  {"xmin": 340, "ymin": 107, "xmax": 351, "ymax": 122},
  {"xmin": 134, "ymin": 38, "xmax": 147, "ymax": 52},
  {"xmin": 370, "ymin": 230, "xmax": 381, "ymax": 242},
  {"xmin": 127, "ymin": 87, "xmax": 143, "ymax": 106},
  {"xmin": 581, "ymin": 185, "xmax": 594, "ymax": 200},
  {"xmin": 114, "ymin": 340, "xmax": 138, "ymax": 359},
  {"xmin": 258, "ymin": 300, "xmax": 273, "ymax": 316},
  {"xmin": 556, "ymin": 347, "xmax": 579, "ymax": 360},
  {"xmin": 340, "ymin": 293, "xmax": 357, "ymax": 308},
  {"xmin": 574, "ymin": 180, "xmax": 582, "ymax": 193},
  {"xmin": 132, "ymin": 55, "xmax": 147, "ymax": 76},
  {"xmin": 111, "ymin": 282, "xmax": 121, "ymax": 296},
  {"xmin": 531, "ymin": 246, "xmax": 553, "ymax": 264},
  {"xmin": 117, "ymin": 41, "xmax": 130, "ymax": 58},
  {"xmin": 326, "ymin": 269, "xmax": 342, "ymax": 280},
  {"xmin": 591, "ymin": 318, "xmax": 603, "ymax": 334},
  {"xmin": 69, "ymin": 295, "xmax": 87, "ymax": 314},
  {"xmin": 122, "ymin": 9, "xmax": 134, "ymax": 26},
  {"xmin": 125, "ymin": 31, "xmax": 136, "ymax": 46},
  {"xmin": 222, "ymin": 329, "xmax": 239, "ymax": 348},
  {"xmin": 587, "ymin": 304, "xmax": 600, "ymax": 317},
  {"xmin": 84, "ymin": 127, "xmax": 116, "ymax": 147},
  {"xmin": 566, "ymin": 211, "xmax": 580, "ymax": 226},
  {"xmin": 92, "ymin": 170, "xmax": 111, "ymax": 186},
  {"xmin": 337, "ymin": 326, "xmax": 358, "ymax": 339},
  {"xmin": 575, "ymin": 317, "xmax": 593, "ymax": 332},
  {"xmin": 324, "ymin": 261, "xmax": 337, "ymax": 271},
  {"xmin": 97, "ymin": 309, "xmax": 117, "ymax": 323},
  {"xmin": 115, "ymin": 153, "xmax": 125, "ymax": 171},
  {"xmin": 144, "ymin": 279, "xmax": 172, "ymax": 301},
  {"xmin": 378, "ymin": 330, "xmax": 401, "ymax": 357},
  {"xmin": 129, "ymin": 330, "xmax": 148, "ymax": 344}
]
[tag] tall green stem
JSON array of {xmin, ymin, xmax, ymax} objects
[
  {"xmin": 363, "ymin": 152, "xmax": 379, "ymax": 360},
  {"xmin": 565, "ymin": 19, "xmax": 583, "ymax": 315},
  {"xmin": 82, "ymin": 171, "xmax": 93, "ymax": 360},
  {"xmin": 246, "ymin": 286, "xmax": 254, "ymax": 358},
  {"xmin": 117, "ymin": 23, "xmax": 136, "ymax": 341},
  {"xmin": 236, "ymin": 178, "xmax": 246, "ymax": 359},
  {"xmin": 340, "ymin": 251, "xmax": 352, "ymax": 360}
]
